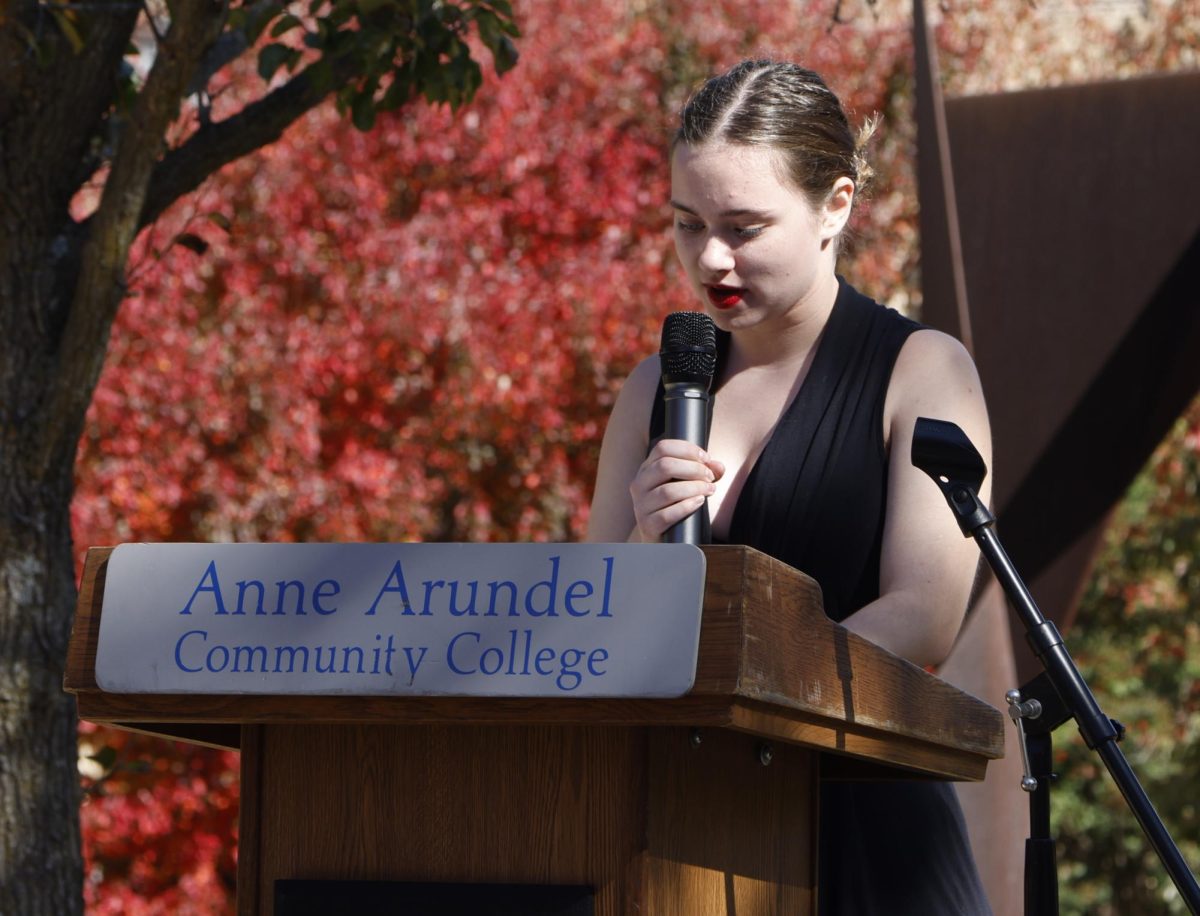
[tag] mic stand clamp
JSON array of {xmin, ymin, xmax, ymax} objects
[
  {"xmin": 911, "ymin": 417, "xmax": 1200, "ymax": 916},
  {"xmin": 1006, "ymin": 672, "xmax": 1068, "ymax": 916}
]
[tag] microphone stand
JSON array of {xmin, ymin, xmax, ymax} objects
[{"xmin": 911, "ymin": 418, "xmax": 1200, "ymax": 916}]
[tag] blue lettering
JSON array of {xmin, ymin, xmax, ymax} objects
[
  {"xmin": 443, "ymin": 629, "xmax": 607, "ymax": 690},
  {"xmin": 447, "ymin": 631, "xmax": 480, "ymax": 674},
  {"xmin": 383, "ymin": 634, "xmax": 396, "ymax": 675},
  {"xmin": 313, "ymin": 579, "xmax": 340, "ymax": 615},
  {"xmin": 275, "ymin": 645, "xmax": 309, "ymax": 673},
  {"xmin": 179, "ymin": 561, "xmax": 227, "ymax": 615},
  {"xmin": 525, "ymin": 556, "xmax": 560, "ymax": 617},
  {"xmin": 206, "ymin": 644, "xmax": 230, "ymax": 672},
  {"xmin": 534, "ymin": 646, "xmax": 555, "ymax": 676},
  {"xmin": 402, "ymin": 645, "xmax": 427, "ymax": 679},
  {"xmin": 448, "ymin": 580, "xmax": 479, "ymax": 616},
  {"xmin": 341, "ymin": 646, "xmax": 365, "ymax": 673},
  {"xmin": 564, "ymin": 579, "xmax": 593, "ymax": 617},
  {"xmin": 520, "ymin": 628, "xmax": 533, "ymax": 674},
  {"xmin": 486, "ymin": 580, "xmax": 517, "ymax": 617},
  {"xmin": 587, "ymin": 647, "xmax": 609, "ymax": 677},
  {"xmin": 366, "ymin": 561, "xmax": 418, "ymax": 615},
  {"xmin": 273, "ymin": 579, "xmax": 305, "ymax": 615},
  {"xmin": 557, "ymin": 648, "xmax": 584, "ymax": 691},
  {"xmin": 235, "ymin": 579, "xmax": 265, "ymax": 615},
  {"xmin": 314, "ymin": 646, "xmax": 337, "ymax": 673},
  {"xmin": 174, "ymin": 629, "xmax": 206, "ymax": 671},
  {"xmin": 598, "ymin": 556, "xmax": 614, "ymax": 617},
  {"xmin": 422, "ymin": 580, "xmax": 445, "ymax": 615},
  {"xmin": 232, "ymin": 644, "xmax": 268, "ymax": 672},
  {"xmin": 479, "ymin": 647, "xmax": 504, "ymax": 675},
  {"xmin": 505, "ymin": 628, "xmax": 519, "ymax": 675}
]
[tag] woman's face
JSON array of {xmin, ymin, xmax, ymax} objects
[{"xmin": 670, "ymin": 140, "xmax": 848, "ymax": 332}]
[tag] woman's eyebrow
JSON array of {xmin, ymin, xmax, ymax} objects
[{"xmin": 669, "ymin": 200, "xmax": 771, "ymax": 219}]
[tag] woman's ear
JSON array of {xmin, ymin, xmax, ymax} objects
[{"xmin": 820, "ymin": 177, "xmax": 856, "ymax": 241}]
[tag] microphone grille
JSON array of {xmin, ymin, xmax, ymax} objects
[{"xmin": 659, "ymin": 312, "xmax": 717, "ymax": 386}]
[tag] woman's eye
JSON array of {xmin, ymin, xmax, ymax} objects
[
  {"xmin": 675, "ymin": 219, "xmax": 704, "ymax": 233},
  {"xmin": 735, "ymin": 226, "xmax": 765, "ymax": 239}
]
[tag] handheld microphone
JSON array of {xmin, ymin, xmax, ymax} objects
[{"xmin": 659, "ymin": 312, "xmax": 718, "ymax": 545}]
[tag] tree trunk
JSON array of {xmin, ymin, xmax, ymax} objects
[
  {"xmin": 0, "ymin": 41, "xmax": 96, "ymax": 904},
  {"xmin": 0, "ymin": 473, "xmax": 83, "ymax": 914},
  {"xmin": 0, "ymin": 3, "xmax": 223, "ymax": 909}
]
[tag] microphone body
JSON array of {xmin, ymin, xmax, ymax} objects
[{"xmin": 658, "ymin": 312, "xmax": 718, "ymax": 545}]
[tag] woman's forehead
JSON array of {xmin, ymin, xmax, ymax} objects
[{"xmin": 671, "ymin": 142, "xmax": 799, "ymax": 206}]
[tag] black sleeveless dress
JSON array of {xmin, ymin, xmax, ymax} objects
[{"xmin": 651, "ymin": 280, "xmax": 992, "ymax": 915}]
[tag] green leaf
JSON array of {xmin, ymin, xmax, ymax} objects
[
  {"xmin": 475, "ymin": 9, "xmax": 499, "ymax": 44},
  {"xmin": 270, "ymin": 13, "xmax": 303, "ymax": 37},
  {"xmin": 242, "ymin": 2, "xmax": 285, "ymax": 45},
  {"xmin": 89, "ymin": 745, "xmax": 118, "ymax": 771},
  {"xmin": 351, "ymin": 92, "xmax": 377, "ymax": 131},
  {"xmin": 257, "ymin": 43, "xmax": 296, "ymax": 81},
  {"xmin": 306, "ymin": 56, "xmax": 334, "ymax": 90},
  {"xmin": 206, "ymin": 212, "xmax": 232, "ymax": 233},
  {"xmin": 328, "ymin": 0, "xmax": 354, "ymax": 27},
  {"xmin": 491, "ymin": 34, "xmax": 517, "ymax": 74},
  {"xmin": 356, "ymin": 0, "xmax": 392, "ymax": 16},
  {"xmin": 380, "ymin": 70, "xmax": 414, "ymax": 110},
  {"xmin": 171, "ymin": 233, "xmax": 209, "ymax": 255}
]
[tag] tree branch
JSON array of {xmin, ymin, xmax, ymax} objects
[
  {"xmin": 139, "ymin": 54, "xmax": 355, "ymax": 230},
  {"xmin": 41, "ymin": 0, "xmax": 225, "ymax": 472}
]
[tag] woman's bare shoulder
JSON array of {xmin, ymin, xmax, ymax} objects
[
  {"xmin": 607, "ymin": 353, "xmax": 662, "ymax": 428},
  {"xmin": 888, "ymin": 328, "xmax": 983, "ymax": 409}
]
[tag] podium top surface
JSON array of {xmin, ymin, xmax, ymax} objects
[{"xmin": 65, "ymin": 544, "xmax": 1004, "ymax": 781}]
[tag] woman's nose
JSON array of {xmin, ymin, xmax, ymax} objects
[{"xmin": 696, "ymin": 234, "xmax": 735, "ymax": 274}]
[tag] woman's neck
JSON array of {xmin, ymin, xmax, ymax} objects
[{"xmin": 727, "ymin": 271, "xmax": 841, "ymax": 370}]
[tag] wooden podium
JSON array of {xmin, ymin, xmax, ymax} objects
[{"xmin": 65, "ymin": 544, "xmax": 1004, "ymax": 915}]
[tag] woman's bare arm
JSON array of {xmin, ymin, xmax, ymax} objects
[{"xmin": 838, "ymin": 329, "xmax": 993, "ymax": 668}]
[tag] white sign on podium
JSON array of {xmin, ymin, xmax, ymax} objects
[{"xmin": 96, "ymin": 543, "xmax": 706, "ymax": 699}]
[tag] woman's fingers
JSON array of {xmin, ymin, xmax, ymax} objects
[
  {"xmin": 640, "ymin": 440, "xmax": 720, "ymax": 480},
  {"xmin": 630, "ymin": 439, "xmax": 721, "ymax": 540},
  {"xmin": 639, "ymin": 494, "xmax": 710, "ymax": 539},
  {"xmin": 637, "ymin": 477, "xmax": 716, "ymax": 511},
  {"xmin": 635, "ymin": 455, "xmax": 713, "ymax": 488}
]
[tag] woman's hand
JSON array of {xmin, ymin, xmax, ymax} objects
[
  {"xmin": 586, "ymin": 356, "xmax": 725, "ymax": 544},
  {"xmin": 629, "ymin": 439, "xmax": 725, "ymax": 542}
]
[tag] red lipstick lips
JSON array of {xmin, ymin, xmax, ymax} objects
[{"xmin": 706, "ymin": 285, "xmax": 744, "ymax": 309}]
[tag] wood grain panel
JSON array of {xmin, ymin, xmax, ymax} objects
[
  {"xmin": 250, "ymin": 724, "xmax": 646, "ymax": 916},
  {"xmin": 729, "ymin": 702, "xmax": 986, "ymax": 782},
  {"xmin": 642, "ymin": 727, "xmax": 816, "ymax": 915},
  {"xmin": 237, "ymin": 726, "xmax": 264, "ymax": 916},
  {"xmin": 726, "ymin": 547, "xmax": 1001, "ymax": 758}
]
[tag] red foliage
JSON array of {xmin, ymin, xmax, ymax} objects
[
  {"xmin": 79, "ymin": 723, "xmax": 238, "ymax": 913},
  {"xmin": 72, "ymin": 0, "xmax": 915, "ymax": 909}
]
